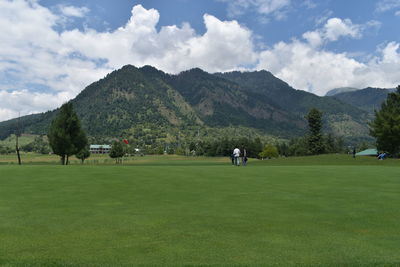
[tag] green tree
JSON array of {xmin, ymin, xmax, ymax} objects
[
  {"xmin": 48, "ymin": 103, "xmax": 88, "ymax": 165},
  {"xmin": 306, "ymin": 108, "xmax": 324, "ymax": 155},
  {"xmin": 76, "ymin": 147, "xmax": 90, "ymax": 164},
  {"xmin": 288, "ymin": 137, "xmax": 308, "ymax": 156},
  {"xmin": 276, "ymin": 142, "xmax": 289, "ymax": 157},
  {"xmin": 109, "ymin": 141, "xmax": 125, "ymax": 164},
  {"xmin": 370, "ymin": 85, "xmax": 400, "ymax": 156},
  {"xmin": 258, "ymin": 144, "xmax": 279, "ymax": 159},
  {"xmin": 22, "ymin": 135, "xmax": 51, "ymax": 154}
]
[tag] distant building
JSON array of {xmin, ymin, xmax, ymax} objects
[{"xmin": 90, "ymin": 145, "xmax": 111, "ymax": 154}]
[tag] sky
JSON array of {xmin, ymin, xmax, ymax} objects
[{"xmin": 1, "ymin": 0, "xmax": 400, "ymax": 122}]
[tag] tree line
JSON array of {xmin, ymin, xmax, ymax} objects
[{"xmin": 7, "ymin": 85, "xmax": 399, "ymax": 163}]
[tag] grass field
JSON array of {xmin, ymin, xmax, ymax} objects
[{"xmin": 0, "ymin": 154, "xmax": 399, "ymax": 266}]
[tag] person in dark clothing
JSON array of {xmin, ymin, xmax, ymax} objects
[
  {"xmin": 242, "ymin": 148, "xmax": 247, "ymax": 166},
  {"xmin": 230, "ymin": 153, "xmax": 235, "ymax": 165},
  {"xmin": 352, "ymin": 147, "xmax": 356, "ymax": 158}
]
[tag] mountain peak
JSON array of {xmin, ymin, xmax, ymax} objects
[
  {"xmin": 120, "ymin": 64, "xmax": 139, "ymax": 72},
  {"xmin": 177, "ymin": 67, "xmax": 208, "ymax": 76},
  {"xmin": 325, "ymin": 87, "xmax": 359, "ymax": 96},
  {"xmin": 139, "ymin": 65, "xmax": 166, "ymax": 76}
]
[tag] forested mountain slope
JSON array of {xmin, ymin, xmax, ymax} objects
[
  {"xmin": 0, "ymin": 65, "xmax": 372, "ymax": 142},
  {"xmin": 329, "ymin": 87, "xmax": 395, "ymax": 113}
]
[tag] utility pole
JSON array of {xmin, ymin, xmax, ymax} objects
[{"xmin": 16, "ymin": 112, "xmax": 21, "ymax": 165}]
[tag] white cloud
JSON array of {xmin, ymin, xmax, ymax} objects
[
  {"xmin": 302, "ymin": 18, "xmax": 362, "ymax": 47},
  {"xmin": 302, "ymin": 17, "xmax": 381, "ymax": 49},
  {"xmin": 0, "ymin": 1, "xmax": 399, "ymax": 122},
  {"xmin": 59, "ymin": 5, "xmax": 257, "ymax": 73},
  {"xmin": 302, "ymin": 31, "xmax": 323, "ymax": 47},
  {"xmin": 395, "ymin": 10, "xmax": 400, "ymax": 16},
  {"xmin": 58, "ymin": 5, "xmax": 89, "ymax": 17},
  {"xmin": 0, "ymin": 89, "xmax": 71, "ymax": 120},
  {"xmin": 0, "ymin": 2, "xmax": 257, "ymax": 121},
  {"xmin": 324, "ymin": 18, "xmax": 361, "ymax": 41},
  {"xmin": 0, "ymin": 109, "xmax": 19, "ymax": 123},
  {"xmin": 257, "ymin": 39, "xmax": 400, "ymax": 95},
  {"xmin": 258, "ymin": 17, "xmax": 393, "ymax": 95},
  {"xmin": 218, "ymin": 0, "xmax": 291, "ymax": 18},
  {"xmin": 376, "ymin": 0, "xmax": 400, "ymax": 12},
  {"xmin": 257, "ymin": 40, "xmax": 365, "ymax": 94}
]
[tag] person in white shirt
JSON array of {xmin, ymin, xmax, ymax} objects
[{"xmin": 233, "ymin": 147, "xmax": 240, "ymax": 166}]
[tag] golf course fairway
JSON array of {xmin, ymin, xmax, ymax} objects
[{"xmin": 0, "ymin": 158, "xmax": 399, "ymax": 266}]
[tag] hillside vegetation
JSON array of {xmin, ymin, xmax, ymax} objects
[
  {"xmin": 0, "ymin": 65, "xmax": 372, "ymax": 143},
  {"xmin": 330, "ymin": 87, "xmax": 395, "ymax": 113}
]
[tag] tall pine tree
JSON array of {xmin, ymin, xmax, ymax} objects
[
  {"xmin": 306, "ymin": 108, "xmax": 324, "ymax": 155},
  {"xmin": 48, "ymin": 103, "xmax": 88, "ymax": 165},
  {"xmin": 370, "ymin": 85, "xmax": 400, "ymax": 157}
]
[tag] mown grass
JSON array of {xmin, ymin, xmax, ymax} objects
[
  {"xmin": 0, "ymin": 155, "xmax": 399, "ymax": 266},
  {"xmin": 0, "ymin": 153, "xmax": 229, "ymax": 166}
]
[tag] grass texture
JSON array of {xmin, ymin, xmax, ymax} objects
[{"xmin": 0, "ymin": 155, "xmax": 399, "ymax": 266}]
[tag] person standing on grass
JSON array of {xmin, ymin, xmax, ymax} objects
[
  {"xmin": 233, "ymin": 147, "xmax": 241, "ymax": 166},
  {"xmin": 242, "ymin": 148, "xmax": 247, "ymax": 166},
  {"xmin": 352, "ymin": 147, "xmax": 356, "ymax": 158}
]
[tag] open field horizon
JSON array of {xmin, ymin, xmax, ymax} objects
[{"xmin": 1, "ymin": 152, "xmax": 400, "ymax": 166}]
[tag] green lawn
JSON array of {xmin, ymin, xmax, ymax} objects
[{"xmin": 0, "ymin": 156, "xmax": 399, "ymax": 266}]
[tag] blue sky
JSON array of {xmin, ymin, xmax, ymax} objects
[
  {"xmin": 40, "ymin": 0, "xmax": 399, "ymax": 54},
  {"xmin": 0, "ymin": 0, "xmax": 400, "ymax": 121}
]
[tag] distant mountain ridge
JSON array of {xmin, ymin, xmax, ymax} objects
[
  {"xmin": 0, "ymin": 65, "xmax": 373, "ymax": 143},
  {"xmin": 329, "ymin": 87, "xmax": 396, "ymax": 113},
  {"xmin": 325, "ymin": 87, "xmax": 359, "ymax": 96}
]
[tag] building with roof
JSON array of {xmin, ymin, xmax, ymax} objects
[{"xmin": 89, "ymin": 145, "xmax": 111, "ymax": 154}]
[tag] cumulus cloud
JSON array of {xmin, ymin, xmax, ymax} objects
[
  {"xmin": 302, "ymin": 18, "xmax": 364, "ymax": 48},
  {"xmin": 258, "ymin": 41, "xmax": 364, "ymax": 94},
  {"xmin": 0, "ymin": 90, "xmax": 71, "ymax": 120},
  {"xmin": 60, "ymin": 5, "xmax": 257, "ymax": 73},
  {"xmin": 0, "ymin": 1, "xmax": 399, "ymax": 122},
  {"xmin": 0, "ymin": 2, "xmax": 256, "ymax": 121},
  {"xmin": 256, "ymin": 17, "xmax": 396, "ymax": 95},
  {"xmin": 257, "ymin": 39, "xmax": 400, "ymax": 95},
  {"xmin": 323, "ymin": 18, "xmax": 361, "ymax": 41}
]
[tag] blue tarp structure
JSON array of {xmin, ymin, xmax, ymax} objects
[{"xmin": 356, "ymin": 148, "xmax": 378, "ymax": 156}]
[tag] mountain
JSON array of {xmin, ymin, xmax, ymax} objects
[
  {"xmin": 0, "ymin": 65, "xmax": 372, "ymax": 143},
  {"xmin": 325, "ymin": 87, "xmax": 359, "ymax": 96},
  {"xmin": 216, "ymin": 71, "xmax": 371, "ymax": 138},
  {"xmin": 170, "ymin": 68, "xmax": 304, "ymax": 135},
  {"xmin": 329, "ymin": 87, "xmax": 395, "ymax": 113}
]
